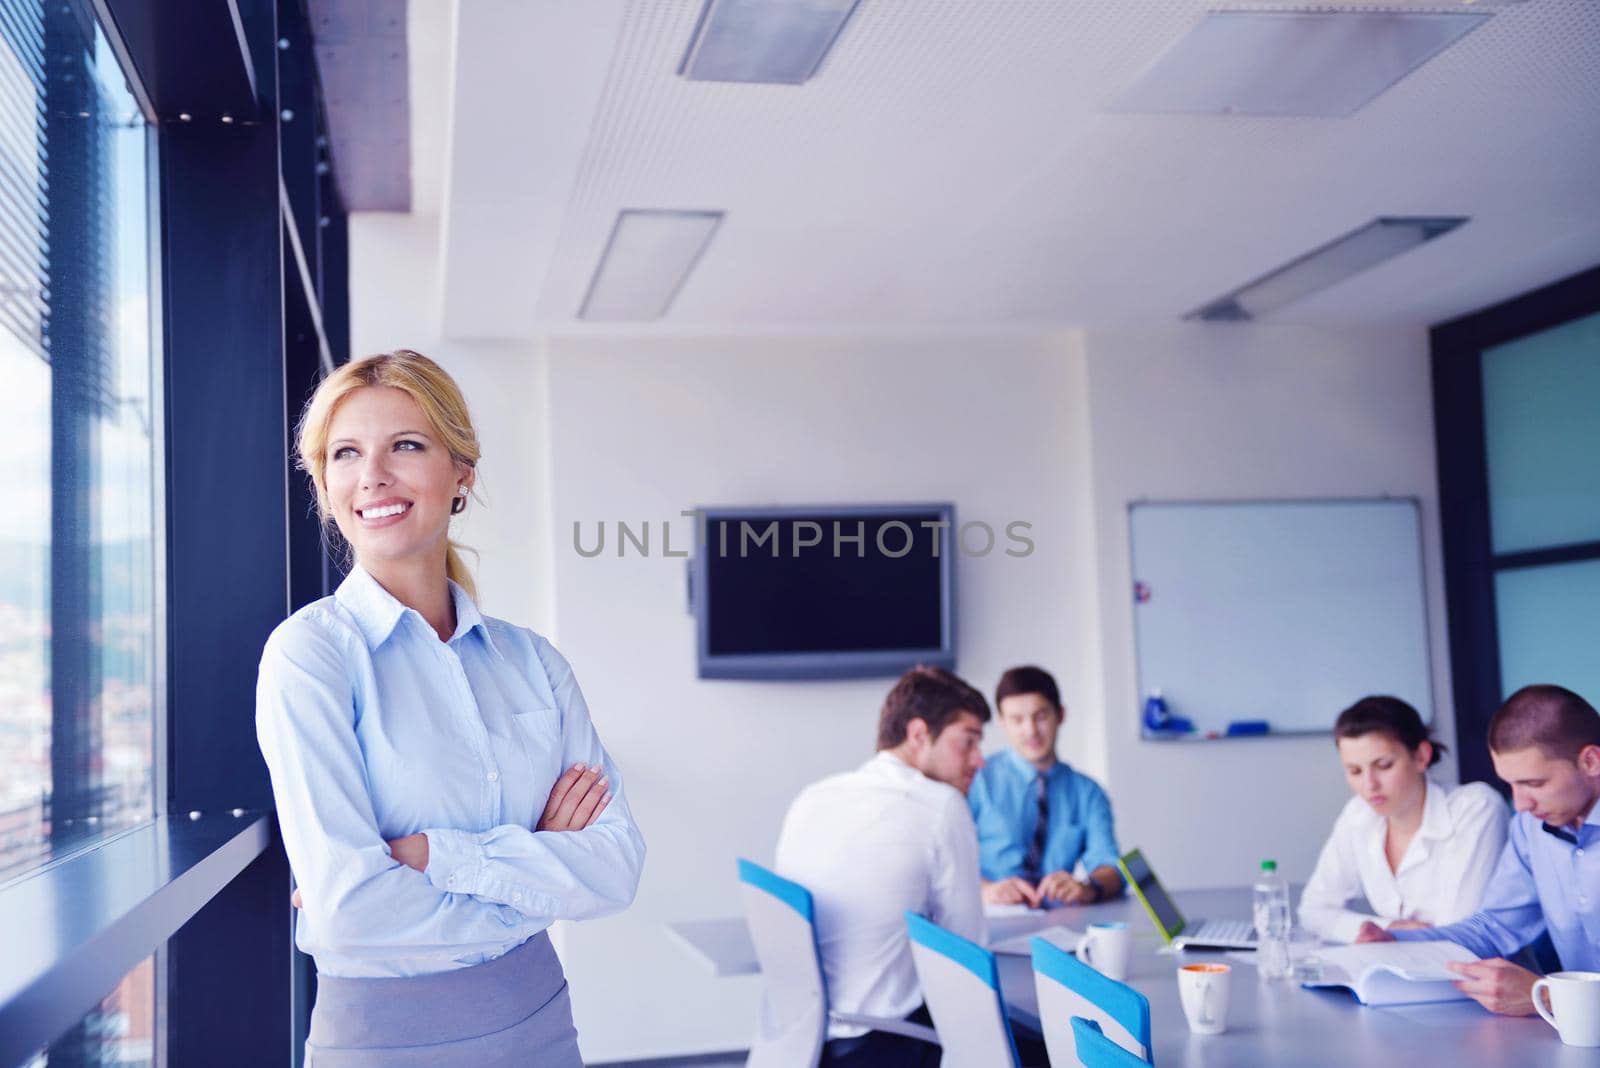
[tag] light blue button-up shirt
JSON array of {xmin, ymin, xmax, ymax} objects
[
  {"xmin": 255, "ymin": 565, "xmax": 645, "ymax": 978},
  {"xmin": 1394, "ymin": 805, "xmax": 1600, "ymax": 971},
  {"xmin": 968, "ymin": 748, "xmax": 1121, "ymax": 882}
]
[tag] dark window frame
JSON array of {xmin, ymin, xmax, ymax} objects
[
  {"xmin": 0, "ymin": 0, "xmax": 347, "ymax": 1062},
  {"xmin": 1431, "ymin": 264, "xmax": 1600, "ymax": 790}
]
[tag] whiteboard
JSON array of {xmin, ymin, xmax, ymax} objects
[{"xmin": 1129, "ymin": 499, "xmax": 1433, "ymax": 740}]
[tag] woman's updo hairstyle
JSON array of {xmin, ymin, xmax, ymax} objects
[
  {"xmin": 295, "ymin": 349, "xmax": 481, "ymax": 599},
  {"xmin": 1333, "ymin": 695, "xmax": 1446, "ymax": 767}
]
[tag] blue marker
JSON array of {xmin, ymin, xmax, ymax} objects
[
  {"xmin": 1144, "ymin": 692, "xmax": 1195, "ymax": 734},
  {"xmin": 1143, "ymin": 691, "xmax": 1170, "ymax": 731}
]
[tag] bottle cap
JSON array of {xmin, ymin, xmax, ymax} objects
[{"xmin": 1260, "ymin": 859, "xmax": 1277, "ymax": 872}]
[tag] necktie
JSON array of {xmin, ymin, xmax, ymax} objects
[{"xmin": 1022, "ymin": 771, "xmax": 1049, "ymax": 881}]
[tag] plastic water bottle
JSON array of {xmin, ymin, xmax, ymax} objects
[{"xmin": 1253, "ymin": 859, "xmax": 1291, "ymax": 980}]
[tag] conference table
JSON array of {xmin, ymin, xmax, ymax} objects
[{"xmin": 670, "ymin": 884, "xmax": 1596, "ymax": 1066}]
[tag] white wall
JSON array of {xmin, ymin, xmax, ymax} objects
[
  {"xmin": 344, "ymin": 216, "xmax": 1459, "ymax": 1056},
  {"xmin": 347, "ymin": 211, "xmax": 556, "ymax": 636},
  {"xmin": 1080, "ymin": 323, "xmax": 1457, "ymax": 891},
  {"xmin": 541, "ymin": 332, "xmax": 1099, "ymax": 1060}
]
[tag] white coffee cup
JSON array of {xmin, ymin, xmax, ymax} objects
[
  {"xmin": 1533, "ymin": 970, "xmax": 1600, "ymax": 1047},
  {"xmin": 1076, "ymin": 921, "xmax": 1132, "ymax": 982},
  {"xmin": 1178, "ymin": 963, "xmax": 1231, "ymax": 1035}
]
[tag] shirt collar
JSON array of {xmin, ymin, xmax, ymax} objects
[
  {"xmin": 334, "ymin": 565, "xmax": 500, "ymax": 658},
  {"xmin": 1540, "ymin": 798, "xmax": 1600, "ymax": 843},
  {"xmin": 870, "ymin": 750, "xmax": 921, "ymax": 782},
  {"xmin": 447, "ymin": 579, "xmax": 502, "ymax": 658},
  {"xmin": 335, "ymin": 565, "xmax": 407, "ymax": 649},
  {"xmin": 1000, "ymin": 745, "xmax": 1064, "ymax": 781}
]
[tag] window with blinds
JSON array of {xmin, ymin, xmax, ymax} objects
[
  {"xmin": 0, "ymin": 0, "xmax": 47, "ymax": 361},
  {"xmin": 0, "ymin": 0, "xmax": 158, "ymax": 884}
]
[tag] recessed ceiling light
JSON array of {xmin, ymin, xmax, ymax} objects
[
  {"xmin": 1188, "ymin": 216, "xmax": 1468, "ymax": 321},
  {"xmin": 1113, "ymin": 11, "xmax": 1489, "ymax": 118},
  {"xmin": 679, "ymin": 0, "xmax": 862, "ymax": 85},
  {"xmin": 579, "ymin": 210, "xmax": 724, "ymax": 322}
]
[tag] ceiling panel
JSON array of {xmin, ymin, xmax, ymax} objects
[{"xmin": 438, "ymin": 0, "xmax": 1600, "ymax": 332}]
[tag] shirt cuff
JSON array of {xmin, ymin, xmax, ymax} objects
[
  {"xmin": 421, "ymin": 827, "xmax": 485, "ymax": 895},
  {"xmin": 1390, "ymin": 928, "xmax": 1436, "ymax": 943},
  {"xmin": 1083, "ymin": 856, "xmax": 1122, "ymax": 881}
]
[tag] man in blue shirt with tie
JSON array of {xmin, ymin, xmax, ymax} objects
[
  {"xmin": 1358, "ymin": 684, "xmax": 1600, "ymax": 1016},
  {"xmin": 968, "ymin": 666, "xmax": 1124, "ymax": 908}
]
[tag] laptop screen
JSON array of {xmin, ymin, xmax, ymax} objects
[{"xmin": 1120, "ymin": 848, "xmax": 1186, "ymax": 940}]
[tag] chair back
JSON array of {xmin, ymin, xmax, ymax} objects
[
  {"xmin": 904, "ymin": 912, "xmax": 1020, "ymax": 1068},
  {"xmin": 1070, "ymin": 1017, "xmax": 1150, "ymax": 1067},
  {"xmin": 738, "ymin": 859, "xmax": 826, "ymax": 1068},
  {"xmin": 1032, "ymin": 938, "xmax": 1151, "ymax": 1064}
]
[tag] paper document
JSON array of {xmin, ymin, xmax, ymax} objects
[
  {"xmin": 989, "ymin": 924, "xmax": 1084, "ymax": 957},
  {"xmin": 1303, "ymin": 941, "xmax": 1478, "ymax": 1006},
  {"xmin": 1317, "ymin": 941, "xmax": 1478, "ymax": 982}
]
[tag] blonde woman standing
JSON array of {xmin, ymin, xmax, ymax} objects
[{"xmin": 256, "ymin": 349, "xmax": 644, "ymax": 1065}]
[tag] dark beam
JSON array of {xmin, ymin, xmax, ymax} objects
[
  {"xmin": 159, "ymin": 30, "xmax": 286, "ymax": 819},
  {"xmin": 98, "ymin": 0, "xmax": 260, "ymax": 120}
]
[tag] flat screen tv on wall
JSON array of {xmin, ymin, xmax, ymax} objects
[{"xmin": 689, "ymin": 503, "xmax": 957, "ymax": 680}]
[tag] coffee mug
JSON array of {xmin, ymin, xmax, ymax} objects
[
  {"xmin": 1533, "ymin": 970, "xmax": 1600, "ymax": 1047},
  {"xmin": 1178, "ymin": 963, "xmax": 1231, "ymax": 1035},
  {"xmin": 1076, "ymin": 921, "xmax": 1132, "ymax": 982}
]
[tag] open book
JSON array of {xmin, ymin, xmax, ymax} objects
[{"xmin": 1302, "ymin": 941, "xmax": 1479, "ymax": 1006}]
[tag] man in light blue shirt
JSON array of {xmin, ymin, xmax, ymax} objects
[
  {"xmin": 968, "ymin": 666, "xmax": 1123, "ymax": 908},
  {"xmin": 1359, "ymin": 684, "xmax": 1600, "ymax": 1016}
]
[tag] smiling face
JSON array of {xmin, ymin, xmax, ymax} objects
[
  {"xmin": 1491, "ymin": 744, "xmax": 1600, "ymax": 828},
  {"xmin": 1337, "ymin": 730, "xmax": 1431, "ymax": 821},
  {"xmin": 321, "ymin": 386, "xmax": 472, "ymax": 574}
]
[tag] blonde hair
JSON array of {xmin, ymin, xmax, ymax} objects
[{"xmin": 296, "ymin": 349, "xmax": 481, "ymax": 601}]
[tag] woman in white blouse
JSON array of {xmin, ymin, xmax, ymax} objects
[{"xmin": 1299, "ymin": 696, "xmax": 1508, "ymax": 944}]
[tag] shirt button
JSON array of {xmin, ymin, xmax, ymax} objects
[
  {"xmin": 487, "ymin": 771, "xmax": 499, "ymax": 783},
  {"xmin": 1579, "ymin": 848, "xmax": 1585, "ymax": 857}
]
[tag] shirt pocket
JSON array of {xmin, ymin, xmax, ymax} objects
[{"xmin": 509, "ymin": 703, "xmax": 563, "ymax": 791}]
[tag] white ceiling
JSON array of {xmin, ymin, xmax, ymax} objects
[{"xmin": 428, "ymin": 0, "xmax": 1600, "ymax": 336}]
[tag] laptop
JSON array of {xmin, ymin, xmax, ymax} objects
[{"xmin": 1118, "ymin": 847, "xmax": 1258, "ymax": 951}]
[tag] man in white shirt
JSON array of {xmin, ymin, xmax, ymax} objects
[{"xmin": 774, "ymin": 665, "xmax": 989, "ymax": 1068}]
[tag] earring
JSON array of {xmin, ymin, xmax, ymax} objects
[{"xmin": 451, "ymin": 486, "xmax": 467, "ymax": 515}]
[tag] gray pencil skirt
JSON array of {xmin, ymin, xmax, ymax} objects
[{"xmin": 305, "ymin": 931, "xmax": 583, "ymax": 1066}]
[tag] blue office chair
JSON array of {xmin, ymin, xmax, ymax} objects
[
  {"xmin": 904, "ymin": 911, "xmax": 1022, "ymax": 1068},
  {"xmin": 1032, "ymin": 937, "xmax": 1152, "ymax": 1063},
  {"xmin": 737, "ymin": 859, "xmax": 938, "ymax": 1068},
  {"xmin": 1070, "ymin": 1017, "xmax": 1149, "ymax": 1067}
]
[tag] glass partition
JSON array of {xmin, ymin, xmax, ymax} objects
[{"xmin": 1482, "ymin": 311, "xmax": 1600, "ymax": 555}]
